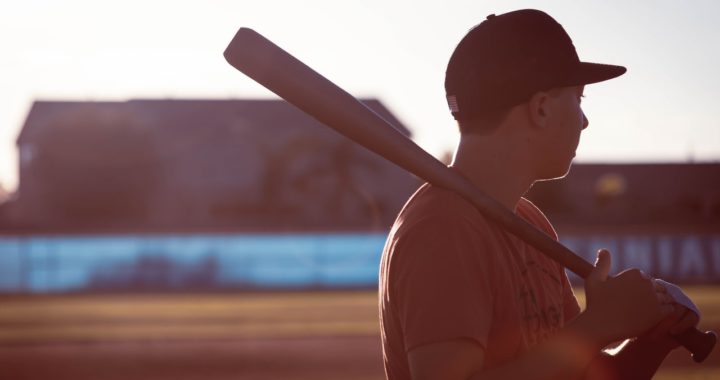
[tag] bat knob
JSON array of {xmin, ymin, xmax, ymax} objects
[
  {"xmin": 677, "ymin": 329, "xmax": 717, "ymax": 363},
  {"xmin": 692, "ymin": 330, "xmax": 717, "ymax": 363}
]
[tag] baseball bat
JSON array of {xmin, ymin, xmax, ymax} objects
[{"xmin": 224, "ymin": 27, "xmax": 716, "ymax": 363}]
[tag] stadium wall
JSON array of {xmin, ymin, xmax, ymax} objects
[{"xmin": 0, "ymin": 232, "xmax": 718, "ymax": 293}]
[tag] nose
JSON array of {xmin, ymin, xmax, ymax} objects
[{"xmin": 582, "ymin": 112, "xmax": 589, "ymax": 130}]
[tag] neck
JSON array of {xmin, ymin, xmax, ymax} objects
[{"xmin": 451, "ymin": 134, "xmax": 536, "ymax": 211}]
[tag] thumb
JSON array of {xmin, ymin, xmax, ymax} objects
[{"xmin": 588, "ymin": 249, "xmax": 611, "ymax": 283}]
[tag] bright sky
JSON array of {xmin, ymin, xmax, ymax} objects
[{"xmin": 1, "ymin": 0, "xmax": 719, "ymax": 192}]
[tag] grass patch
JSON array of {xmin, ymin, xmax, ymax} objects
[{"xmin": 0, "ymin": 287, "xmax": 718, "ymax": 343}]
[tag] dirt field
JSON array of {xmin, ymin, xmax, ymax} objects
[{"xmin": 0, "ymin": 288, "xmax": 718, "ymax": 379}]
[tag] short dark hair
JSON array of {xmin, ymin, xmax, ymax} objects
[
  {"xmin": 456, "ymin": 106, "xmax": 512, "ymax": 135},
  {"xmin": 457, "ymin": 86, "xmax": 574, "ymax": 134}
]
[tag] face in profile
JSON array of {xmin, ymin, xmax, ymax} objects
[{"xmin": 536, "ymin": 85, "xmax": 588, "ymax": 180}]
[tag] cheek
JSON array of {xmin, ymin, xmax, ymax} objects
[
  {"xmin": 568, "ymin": 105, "xmax": 584, "ymax": 137},
  {"xmin": 555, "ymin": 106, "xmax": 583, "ymax": 152}
]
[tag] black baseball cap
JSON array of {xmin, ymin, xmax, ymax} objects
[{"xmin": 445, "ymin": 9, "xmax": 626, "ymax": 121}]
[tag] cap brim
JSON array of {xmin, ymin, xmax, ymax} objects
[{"xmin": 566, "ymin": 62, "xmax": 627, "ymax": 86}]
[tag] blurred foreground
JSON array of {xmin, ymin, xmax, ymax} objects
[{"xmin": 0, "ymin": 289, "xmax": 718, "ymax": 380}]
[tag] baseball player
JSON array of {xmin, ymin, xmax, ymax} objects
[{"xmin": 379, "ymin": 9, "xmax": 698, "ymax": 380}]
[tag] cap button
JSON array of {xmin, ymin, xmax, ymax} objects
[{"xmin": 486, "ymin": 14, "xmax": 496, "ymax": 20}]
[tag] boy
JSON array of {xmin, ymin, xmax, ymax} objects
[{"xmin": 379, "ymin": 9, "xmax": 697, "ymax": 380}]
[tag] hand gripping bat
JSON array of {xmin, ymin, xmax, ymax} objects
[{"xmin": 224, "ymin": 27, "xmax": 716, "ymax": 362}]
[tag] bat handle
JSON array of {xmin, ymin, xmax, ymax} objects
[{"xmin": 675, "ymin": 328, "xmax": 717, "ymax": 363}]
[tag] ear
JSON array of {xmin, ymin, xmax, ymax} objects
[{"xmin": 527, "ymin": 91, "xmax": 550, "ymax": 128}]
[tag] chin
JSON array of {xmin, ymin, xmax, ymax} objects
[{"xmin": 537, "ymin": 162, "xmax": 574, "ymax": 181}]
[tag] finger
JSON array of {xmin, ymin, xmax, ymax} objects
[
  {"xmin": 648, "ymin": 306, "xmax": 681, "ymax": 337},
  {"xmin": 653, "ymin": 279, "xmax": 667, "ymax": 293},
  {"xmin": 646, "ymin": 306, "xmax": 682, "ymax": 341},
  {"xmin": 588, "ymin": 249, "xmax": 611, "ymax": 283},
  {"xmin": 670, "ymin": 309, "xmax": 700, "ymax": 335},
  {"xmin": 660, "ymin": 303, "xmax": 675, "ymax": 317},
  {"xmin": 656, "ymin": 291, "xmax": 674, "ymax": 305},
  {"xmin": 664, "ymin": 304, "xmax": 685, "ymax": 324}
]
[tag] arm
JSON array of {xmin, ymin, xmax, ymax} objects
[
  {"xmin": 408, "ymin": 250, "xmax": 675, "ymax": 380},
  {"xmin": 409, "ymin": 310, "xmax": 613, "ymax": 380},
  {"xmin": 586, "ymin": 303, "xmax": 699, "ymax": 380},
  {"xmin": 586, "ymin": 339, "xmax": 671, "ymax": 380}
]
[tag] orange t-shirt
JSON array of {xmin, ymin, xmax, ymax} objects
[{"xmin": 379, "ymin": 182, "xmax": 581, "ymax": 379}]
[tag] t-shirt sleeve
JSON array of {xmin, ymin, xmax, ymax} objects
[
  {"xmin": 390, "ymin": 214, "xmax": 498, "ymax": 352},
  {"xmin": 561, "ymin": 269, "xmax": 582, "ymax": 322}
]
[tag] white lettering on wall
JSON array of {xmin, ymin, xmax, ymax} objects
[
  {"xmin": 623, "ymin": 237, "xmax": 653, "ymax": 273},
  {"xmin": 678, "ymin": 238, "xmax": 706, "ymax": 278},
  {"xmin": 656, "ymin": 237, "xmax": 675, "ymax": 278},
  {"xmin": 712, "ymin": 237, "xmax": 720, "ymax": 277},
  {"xmin": 561, "ymin": 234, "xmax": 720, "ymax": 283}
]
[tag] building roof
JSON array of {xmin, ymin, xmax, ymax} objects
[
  {"xmin": 12, "ymin": 98, "xmax": 419, "ymax": 233},
  {"xmin": 17, "ymin": 98, "xmax": 411, "ymax": 146}
]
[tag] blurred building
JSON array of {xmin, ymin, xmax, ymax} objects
[
  {"xmin": 526, "ymin": 164, "xmax": 720, "ymax": 283},
  {"xmin": 527, "ymin": 163, "xmax": 720, "ymax": 228},
  {"xmin": 0, "ymin": 99, "xmax": 718, "ymax": 291},
  {"xmin": 3, "ymin": 99, "xmax": 419, "ymax": 232}
]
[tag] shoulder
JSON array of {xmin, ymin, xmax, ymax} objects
[
  {"xmin": 515, "ymin": 197, "xmax": 558, "ymax": 241},
  {"xmin": 391, "ymin": 183, "xmax": 498, "ymax": 239},
  {"xmin": 383, "ymin": 183, "xmax": 509, "ymax": 275}
]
